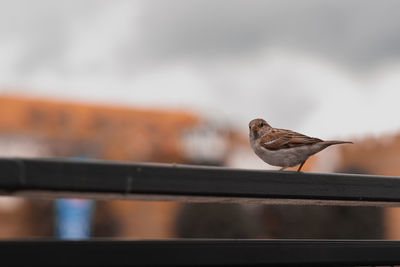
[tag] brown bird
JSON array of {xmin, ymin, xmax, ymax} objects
[{"xmin": 249, "ymin": 118, "xmax": 353, "ymax": 172}]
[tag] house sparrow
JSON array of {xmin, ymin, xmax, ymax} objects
[{"xmin": 249, "ymin": 118, "xmax": 352, "ymax": 172}]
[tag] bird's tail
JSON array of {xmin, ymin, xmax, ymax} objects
[{"xmin": 321, "ymin": 140, "xmax": 353, "ymax": 147}]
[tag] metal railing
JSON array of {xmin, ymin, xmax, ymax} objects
[{"xmin": 1, "ymin": 158, "xmax": 400, "ymax": 266}]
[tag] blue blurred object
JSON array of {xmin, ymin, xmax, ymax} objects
[{"xmin": 55, "ymin": 199, "xmax": 95, "ymax": 240}]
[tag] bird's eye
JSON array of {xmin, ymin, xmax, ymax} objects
[{"xmin": 260, "ymin": 123, "xmax": 264, "ymax": 127}]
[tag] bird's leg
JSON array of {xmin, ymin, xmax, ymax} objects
[{"xmin": 297, "ymin": 160, "xmax": 307, "ymax": 172}]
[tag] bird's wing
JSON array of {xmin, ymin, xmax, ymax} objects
[{"xmin": 260, "ymin": 128, "xmax": 322, "ymax": 150}]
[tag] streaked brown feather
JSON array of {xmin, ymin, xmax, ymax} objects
[{"xmin": 260, "ymin": 128, "xmax": 322, "ymax": 150}]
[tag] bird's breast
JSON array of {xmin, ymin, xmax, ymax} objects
[{"xmin": 252, "ymin": 142, "xmax": 313, "ymax": 167}]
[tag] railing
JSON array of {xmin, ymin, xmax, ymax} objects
[{"xmin": 1, "ymin": 158, "xmax": 400, "ymax": 266}]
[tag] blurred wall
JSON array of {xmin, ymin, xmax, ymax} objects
[{"xmin": 0, "ymin": 95, "xmax": 203, "ymax": 239}]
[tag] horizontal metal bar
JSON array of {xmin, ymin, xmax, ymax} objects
[
  {"xmin": 1, "ymin": 158, "xmax": 400, "ymax": 206},
  {"xmin": 2, "ymin": 239, "xmax": 400, "ymax": 266}
]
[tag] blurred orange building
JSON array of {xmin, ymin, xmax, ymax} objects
[
  {"xmin": 299, "ymin": 135, "xmax": 400, "ymax": 240},
  {"xmin": 0, "ymin": 95, "xmax": 207, "ymax": 239},
  {"xmin": 339, "ymin": 136, "xmax": 400, "ymax": 240},
  {"xmin": 0, "ymin": 95, "xmax": 200, "ymax": 162},
  {"xmin": 1, "ymin": 95, "xmax": 400, "ymax": 240}
]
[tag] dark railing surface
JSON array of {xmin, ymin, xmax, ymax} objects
[
  {"xmin": 2, "ymin": 239, "xmax": 400, "ymax": 267},
  {"xmin": 0, "ymin": 158, "xmax": 400, "ymax": 206},
  {"xmin": 1, "ymin": 158, "xmax": 400, "ymax": 266}
]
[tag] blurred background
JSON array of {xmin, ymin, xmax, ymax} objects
[{"xmin": 0, "ymin": 0, "xmax": 400, "ymax": 240}]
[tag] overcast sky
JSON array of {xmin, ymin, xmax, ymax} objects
[{"xmin": 1, "ymin": 0, "xmax": 400, "ymax": 138}]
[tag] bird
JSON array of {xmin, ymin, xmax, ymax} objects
[{"xmin": 249, "ymin": 118, "xmax": 353, "ymax": 172}]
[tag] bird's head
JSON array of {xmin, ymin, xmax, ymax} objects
[{"xmin": 249, "ymin": 118, "xmax": 271, "ymax": 139}]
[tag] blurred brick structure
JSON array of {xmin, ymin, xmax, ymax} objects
[
  {"xmin": 0, "ymin": 95, "xmax": 203, "ymax": 239},
  {"xmin": 338, "ymin": 135, "xmax": 400, "ymax": 240},
  {"xmin": 301, "ymin": 136, "xmax": 400, "ymax": 240},
  {"xmin": 0, "ymin": 95, "xmax": 199, "ymax": 161},
  {"xmin": 339, "ymin": 135, "xmax": 400, "ymax": 176},
  {"xmin": 3, "ymin": 95, "xmax": 398, "ymax": 240}
]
